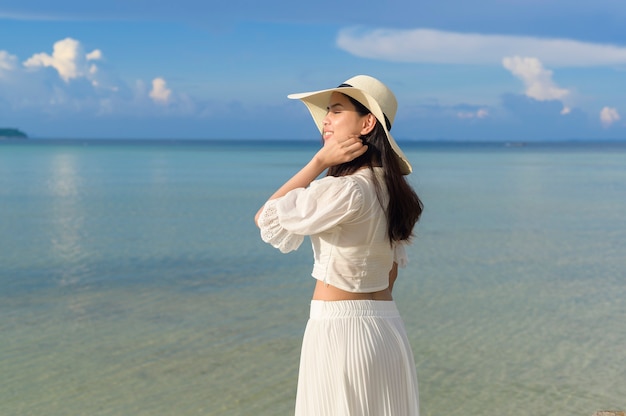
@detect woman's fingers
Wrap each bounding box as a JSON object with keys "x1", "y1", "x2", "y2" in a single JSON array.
[
  {"x1": 318, "y1": 135, "x2": 368, "y2": 166},
  {"x1": 335, "y1": 135, "x2": 368, "y2": 161},
  {"x1": 337, "y1": 134, "x2": 361, "y2": 147}
]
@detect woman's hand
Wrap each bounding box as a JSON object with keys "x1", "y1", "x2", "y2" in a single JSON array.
[{"x1": 314, "y1": 135, "x2": 368, "y2": 169}]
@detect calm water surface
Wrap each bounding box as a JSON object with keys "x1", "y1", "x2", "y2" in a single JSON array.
[{"x1": 1, "y1": 139, "x2": 625, "y2": 415}]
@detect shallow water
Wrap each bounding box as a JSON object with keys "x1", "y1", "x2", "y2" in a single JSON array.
[{"x1": 1, "y1": 140, "x2": 625, "y2": 415}]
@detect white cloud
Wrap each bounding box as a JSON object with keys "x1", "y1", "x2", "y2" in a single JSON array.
[
  {"x1": 0, "y1": 38, "x2": 197, "y2": 123},
  {"x1": 502, "y1": 56, "x2": 569, "y2": 101},
  {"x1": 477, "y1": 109, "x2": 489, "y2": 118},
  {"x1": 149, "y1": 77, "x2": 172, "y2": 104},
  {"x1": 23, "y1": 37, "x2": 102, "y2": 82},
  {"x1": 1, "y1": 50, "x2": 17, "y2": 71},
  {"x1": 600, "y1": 107, "x2": 620, "y2": 127},
  {"x1": 337, "y1": 27, "x2": 626, "y2": 67},
  {"x1": 86, "y1": 49, "x2": 103, "y2": 61},
  {"x1": 457, "y1": 108, "x2": 489, "y2": 119}
]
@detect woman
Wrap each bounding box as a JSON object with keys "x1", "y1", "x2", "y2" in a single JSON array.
[{"x1": 255, "y1": 75, "x2": 423, "y2": 415}]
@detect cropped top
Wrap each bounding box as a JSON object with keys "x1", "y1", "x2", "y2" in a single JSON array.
[{"x1": 258, "y1": 167, "x2": 408, "y2": 293}]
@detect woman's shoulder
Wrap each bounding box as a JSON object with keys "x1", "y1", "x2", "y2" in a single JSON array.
[
  {"x1": 313, "y1": 173, "x2": 359, "y2": 189},
  {"x1": 308, "y1": 174, "x2": 364, "y2": 203},
  {"x1": 349, "y1": 167, "x2": 384, "y2": 188}
]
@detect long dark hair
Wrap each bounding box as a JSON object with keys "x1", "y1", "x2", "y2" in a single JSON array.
[{"x1": 326, "y1": 94, "x2": 423, "y2": 243}]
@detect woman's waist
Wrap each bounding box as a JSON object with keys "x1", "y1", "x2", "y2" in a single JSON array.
[
  {"x1": 312, "y1": 280, "x2": 392, "y2": 301},
  {"x1": 309, "y1": 297, "x2": 399, "y2": 319}
]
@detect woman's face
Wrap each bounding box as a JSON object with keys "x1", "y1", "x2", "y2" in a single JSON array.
[{"x1": 322, "y1": 92, "x2": 372, "y2": 142}]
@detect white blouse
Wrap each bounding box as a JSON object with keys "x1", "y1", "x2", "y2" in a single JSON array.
[{"x1": 258, "y1": 167, "x2": 408, "y2": 293}]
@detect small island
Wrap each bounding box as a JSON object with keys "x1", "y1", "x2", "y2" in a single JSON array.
[{"x1": 0, "y1": 128, "x2": 28, "y2": 139}]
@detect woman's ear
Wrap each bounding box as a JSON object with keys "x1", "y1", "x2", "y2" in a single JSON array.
[{"x1": 360, "y1": 113, "x2": 376, "y2": 135}]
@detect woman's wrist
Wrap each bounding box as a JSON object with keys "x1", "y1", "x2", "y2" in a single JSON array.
[{"x1": 311, "y1": 152, "x2": 331, "y2": 172}]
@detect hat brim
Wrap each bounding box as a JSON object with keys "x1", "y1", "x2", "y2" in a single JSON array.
[{"x1": 288, "y1": 86, "x2": 412, "y2": 175}]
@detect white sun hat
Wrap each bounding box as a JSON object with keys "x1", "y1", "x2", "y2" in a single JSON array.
[{"x1": 288, "y1": 74, "x2": 412, "y2": 174}]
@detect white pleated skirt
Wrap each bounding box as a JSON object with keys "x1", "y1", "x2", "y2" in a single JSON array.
[{"x1": 295, "y1": 300, "x2": 419, "y2": 416}]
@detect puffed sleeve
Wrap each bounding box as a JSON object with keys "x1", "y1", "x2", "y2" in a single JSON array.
[
  {"x1": 258, "y1": 175, "x2": 363, "y2": 253},
  {"x1": 393, "y1": 240, "x2": 409, "y2": 268},
  {"x1": 258, "y1": 199, "x2": 305, "y2": 253}
]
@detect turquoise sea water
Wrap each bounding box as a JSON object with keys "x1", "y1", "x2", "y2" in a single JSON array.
[{"x1": 1, "y1": 139, "x2": 625, "y2": 416}]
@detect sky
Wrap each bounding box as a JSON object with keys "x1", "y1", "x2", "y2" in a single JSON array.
[{"x1": 1, "y1": 0, "x2": 625, "y2": 141}]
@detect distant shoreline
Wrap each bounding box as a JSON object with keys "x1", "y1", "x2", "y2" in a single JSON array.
[
  {"x1": 2, "y1": 137, "x2": 626, "y2": 155},
  {"x1": 0, "y1": 128, "x2": 28, "y2": 139},
  {"x1": 3, "y1": 137, "x2": 625, "y2": 146}
]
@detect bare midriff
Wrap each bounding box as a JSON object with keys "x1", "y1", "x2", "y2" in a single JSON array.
[{"x1": 312, "y1": 280, "x2": 393, "y2": 301}]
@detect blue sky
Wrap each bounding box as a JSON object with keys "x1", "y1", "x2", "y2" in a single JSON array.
[{"x1": 1, "y1": 0, "x2": 625, "y2": 141}]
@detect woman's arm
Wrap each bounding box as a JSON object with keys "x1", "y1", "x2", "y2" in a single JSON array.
[
  {"x1": 388, "y1": 262, "x2": 399, "y2": 293},
  {"x1": 254, "y1": 135, "x2": 367, "y2": 226}
]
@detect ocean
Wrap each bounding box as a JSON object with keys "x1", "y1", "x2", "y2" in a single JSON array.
[{"x1": 1, "y1": 139, "x2": 625, "y2": 416}]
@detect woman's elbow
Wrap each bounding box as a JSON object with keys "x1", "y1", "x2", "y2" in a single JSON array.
[{"x1": 254, "y1": 209, "x2": 262, "y2": 228}]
